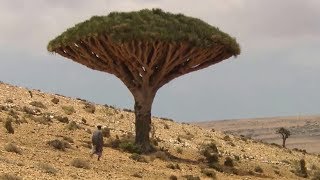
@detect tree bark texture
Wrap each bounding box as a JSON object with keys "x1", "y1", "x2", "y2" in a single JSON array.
[{"x1": 133, "y1": 91, "x2": 155, "y2": 152}]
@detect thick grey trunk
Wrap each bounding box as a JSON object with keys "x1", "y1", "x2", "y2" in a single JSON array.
[{"x1": 133, "y1": 90, "x2": 155, "y2": 153}]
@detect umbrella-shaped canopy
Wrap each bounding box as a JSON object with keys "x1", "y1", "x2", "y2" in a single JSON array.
[{"x1": 47, "y1": 9, "x2": 240, "y2": 152}]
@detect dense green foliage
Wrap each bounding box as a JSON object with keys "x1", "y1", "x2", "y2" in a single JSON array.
[{"x1": 48, "y1": 9, "x2": 240, "y2": 55}]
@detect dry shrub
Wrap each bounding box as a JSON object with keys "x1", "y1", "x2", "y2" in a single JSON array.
[
  {"x1": 80, "y1": 140, "x2": 91, "y2": 149},
  {"x1": 0, "y1": 105, "x2": 8, "y2": 112},
  {"x1": 209, "y1": 163, "x2": 223, "y2": 172},
  {"x1": 228, "y1": 141, "x2": 236, "y2": 147},
  {"x1": 8, "y1": 109, "x2": 19, "y2": 120},
  {"x1": 169, "y1": 175, "x2": 178, "y2": 180},
  {"x1": 76, "y1": 97, "x2": 87, "y2": 102},
  {"x1": 71, "y1": 158, "x2": 90, "y2": 169},
  {"x1": 83, "y1": 103, "x2": 95, "y2": 113},
  {"x1": 0, "y1": 105, "x2": 8, "y2": 111},
  {"x1": 81, "y1": 118, "x2": 87, "y2": 124},
  {"x1": 119, "y1": 141, "x2": 142, "y2": 154},
  {"x1": 55, "y1": 116, "x2": 69, "y2": 124},
  {"x1": 295, "y1": 159, "x2": 308, "y2": 178},
  {"x1": 32, "y1": 115, "x2": 52, "y2": 125},
  {"x1": 62, "y1": 106, "x2": 75, "y2": 115},
  {"x1": 234, "y1": 155, "x2": 240, "y2": 161},
  {"x1": 14, "y1": 116, "x2": 28, "y2": 124},
  {"x1": 200, "y1": 142, "x2": 219, "y2": 163},
  {"x1": 105, "y1": 135, "x2": 142, "y2": 153},
  {"x1": 274, "y1": 170, "x2": 280, "y2": 175},
  {"x1": 51, "y1": 97, "x2": 59, "y2": 104},
  {"x1": 200, "y1": 142, "x2": 218, "y2": 155},
  {"x1": 47, "y1": 139, "x2": 71, "y2": 151},
  {"x1": 4, "y1": 143, "x2": 22, "y2": 154},
  {"x1": 177, "y1": 137, "x2": 182, "y2": 143},
  {"x1": 38, "y1": 163, "x2": 57, "y2": 174},
  {"x1": 206, "y1": 154, "x2": 219, "y2": 164},
  {"x1": 102, "y1": 127, "x2": 111, "y2": 138},
  {"x1": 23, "y1": 106, "x2": 41, "y2": 115},
  {"x1": 103, "y1": 107, "x2": 119, "y2": 116},
  {"x1": 240, "y1": 135, "x2": 249, "y2": 142},
  {"x1": 224, "y1": 157, "x2": 234, "y2": 167},
  {"x1": 0, "y1": 173, "x2": 22, "y2": 180},
  {"x1": 162, "y1": 117, "x2": 174, "y2": 122},
  {"x1": 66, "y1": 121, "x2": 79, "y2": 130},
  {"x1": 85, "y1": 128, "x2": 92, "y2": 134},
  {"x1": 29, "y1": 101, "x2": 47, "y2": 109},
  {"x1": 176, "y1": 147, "x2": 183, "y2": 154},
  {"x1": 4, "y1": 118, "x2": 14, "y2": 134},
  {"x1": 213, "y1": 165, "x2": 239, "y2": 175},
  {"x1": 166, "y1": 163, "x2": 181, "y2": 170},
  {"x1": 254, "y1": 166, "x2": 263, "y2": 173},
  {"x1": 223, "y1": 135, "x2": 231, "y2": 141},
  {"x1": 130, "y1": 153, "x2": 148, "y2": 163},
  {"x1": 151, "y1": 137, "x2": 161, "y2": 147},
  {"x1": 22, "y1": 114, "x2": 34, "y2": 121},
  {"x1": 164, "y1": 123, "x2": 170, "y2": 129},
  {"x1": 104, "y1": 137, "x2": 121, "y2": 148},
  {"x1": 293, "y1": 148, "x2": 307, "y2": 154},
  {"x1": 123, "y1": 108, "x2": 133, "y2": 113},
  {"x1": 201, "y1": 168, "x2": 217, "y2": 178}
]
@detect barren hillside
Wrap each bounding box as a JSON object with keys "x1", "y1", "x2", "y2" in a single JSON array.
[
  {"x1": 195, "y1": 116, "x2": 320, "y2": 153},
  {"x1": 1, "y1": 82, "x2": 320, "y2": 180}
]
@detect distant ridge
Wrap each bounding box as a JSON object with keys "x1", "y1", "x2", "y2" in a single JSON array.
[{"x1": 195, "y1": 115, "x2": 320, "y2": 153}]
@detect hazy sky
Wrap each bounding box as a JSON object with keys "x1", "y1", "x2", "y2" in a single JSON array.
[{"x1": 1, "y1": 0, "x2": 319, "y2": 122}]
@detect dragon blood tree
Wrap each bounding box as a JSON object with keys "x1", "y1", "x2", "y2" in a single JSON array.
[{"x1": 47, "y1": 9, "x2": 240, "y2": 152}]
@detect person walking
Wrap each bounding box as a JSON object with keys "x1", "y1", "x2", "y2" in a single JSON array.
[{"x1": 90, "y1": 125, "x2": 104, "y2": 161}]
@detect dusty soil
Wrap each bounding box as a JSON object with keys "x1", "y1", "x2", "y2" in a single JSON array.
[{"x1": 1, "y1": 82, "x2": 320, "y2": 180}]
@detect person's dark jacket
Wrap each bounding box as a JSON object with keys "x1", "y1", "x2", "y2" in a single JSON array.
[{"x1": 92, "y1": 130, "x2": 103, "y2": 151}]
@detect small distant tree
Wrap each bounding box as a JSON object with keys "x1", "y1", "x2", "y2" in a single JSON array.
[{"x1": 276, "y1": 127, "x2": 291, "y2": 147}]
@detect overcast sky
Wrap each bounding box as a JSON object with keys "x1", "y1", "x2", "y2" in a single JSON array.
[{"x1": 0, "y1": 0, "x2": 319, "y2": 122}]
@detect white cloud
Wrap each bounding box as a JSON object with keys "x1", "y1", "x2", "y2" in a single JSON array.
[{"x1": 1, "y1": 0, "x2": 319, "y2": 55}]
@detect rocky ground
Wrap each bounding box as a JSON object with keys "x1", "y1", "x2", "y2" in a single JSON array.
[{"x1": 1, "y1": 82, "x2": 320, "y2": 180}]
